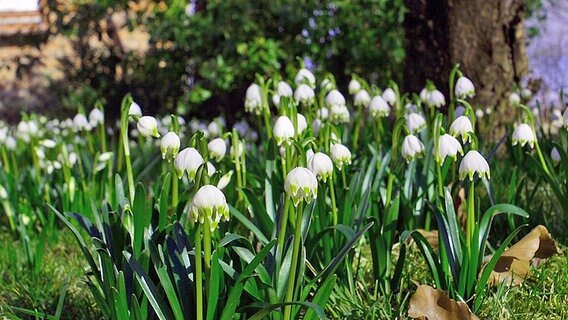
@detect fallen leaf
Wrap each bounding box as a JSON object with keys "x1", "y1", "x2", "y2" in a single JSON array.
[
  {"x1": 417, "y1": 229, "x2": 439, "y2": 251},
  {"x1": 484, "y1": 225, "x2": 561, "y2": 285},
  {"x1": 408, "y1": 284, "x2": 479, "y2": 320}
]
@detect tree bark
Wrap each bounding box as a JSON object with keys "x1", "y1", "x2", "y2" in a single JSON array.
[{"x1": 403, "y1": 0, "x2": 528, "y2": 113}]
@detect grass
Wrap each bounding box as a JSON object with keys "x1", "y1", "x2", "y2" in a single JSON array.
[{"x1": 0, "y1": 231, "x2": 102, "y2": 320}]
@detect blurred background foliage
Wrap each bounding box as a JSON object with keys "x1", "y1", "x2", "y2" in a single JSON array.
[{"x1": 46, "y1": 0, "x2": 405, "y2": 120}]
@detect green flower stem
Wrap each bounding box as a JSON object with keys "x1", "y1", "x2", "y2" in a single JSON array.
[
  {"x1": 283, "y1": 201, "x2": 305, "y2": 320},
  {"x1": 466, "y1": 180, "x2": 475, "y2": 252},
  {"x1": 99, "y1": 123, "x2": 107, "y2": 153},
  {"x1": 329, "y1": 175, "x2": 338, "y2": 226},
  {"x1": 436, "y1": 163, "x2": 444, "y2": 198},
  {"x1": 277, "y1": 198, "x2": 291, "y2": 260},
  {"x1": 1, "y1": 146, "x2": 10, "y2": 173},
  {"x1": 534, "y1": 138, "x2": 551, "y2": 177},
  {"x1": 341, "y1": 169, "x2": 348, "y2": 190},
  {"x1": 385, "y1": 173, "x2": 394, "y2": 207},
  {"x1": 353, "y1": 104, "x2": 364, "y2": 148},
  {"x1": 121, "y1": 110, "x2": 135, "y2": 203},
  {"x1": 194, "y1": 224, "x2": 204, "y2": 320},
  {"x1": 203, "y1": 219, "x2": 212, "y2": 274},
  {"x1": 171, "y1": 163, "x2": 178, "y2": 209}
]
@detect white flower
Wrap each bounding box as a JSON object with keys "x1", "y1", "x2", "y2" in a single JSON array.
[
  {"x1": 329, "y1": 105, "x2": 350, "y2": 124},
  {"x1": 245, "y1": 83, "x2": 263, "y2": 115},
  {"x1": 161, "y1": 132, "x2": 181, "y2": 161},
  {"x1": 0, "y1": 185, "x2": 7, "y2": 200},
  {"x1": 296, "y1": 114, "x2": 307, "y2": 135},
  {"x1": 89, "y1": 108, "x2": 104, "y2": 127},
  {"x1": 273, "y1": 116, "x2": 295, "y2": 146},
  {"x1": 449, "y1": 116, "x2": 474, "y2": 143},
  {"x1": 208, "y1": 138, "x2": 227, "y2": 161},
  {"x1": 294, "y1": 84, "x2": 315, "y2": 106},
  {"x1": 316, "y1": 107, "x2": 329, "y2": 120},
  {"x1": 401, "y1": 135, "x2": 425, "y2": 162},
  {"x1": 369, "y1": 96, "x2": 390, "y2": 118},
  {"x1": 509, "y1": 92, "x2": 521, "y2": 106},
  {"x1": 521, "y1": 88, "x2": 532, "y2": 99},
  {"x1": 98, "y1": 152, "x2": 113, "y2": 162},
  {"x1": 326, "y1": 90, "x2": 346, "y2": 108},
  {"x1": 174, "y1": 147, "x2": 204, "y2": 180},
  {"x1": 207, "y1": 121, "x2": 221, "y2": 138},
  {"x1": 459, "y1": 150, "x2": 490, "y2": 181},
  {"x1": 512, "y1": 123, "x2": 536, "y2": 149},
  {"x1": 455, "y1": 76, "x2": 475, "y2": 99},
  {"x1": 73, "y1": 114, "x2": 91, "y2": 131},
  {"x1": 217, "y1": 170, "x2": 234, "y2": 190},
  {"x1": 40, "y1": 139, "x2": 57, "y2": 148},
  {"x1": 419, "y1": 88, "x2": 430, "y2": 104},
  {"x1": 189, "y1": 185, "x2": 230, "y2": 230},
  {"x1": 563, "y1": 108, "x2": 568, "y2": 127},
  {"x1": 428, "y1": 90, "x2": 446, "y2": 108},
  {"x1": 382, "y1": 88, "x2": 396, "y2": 106},
  {"x1": 330, "y1": 143, "x2": 352, "y2": 170},
  {"x1": 137, "y1": 116, "x2": 160, "y2": 138},
  {"x1": 475, "y1": 109, "x2": 484, "y2": 119},
  {"x1": 436, "y1": 134, "x2": 463, "y2": 164},
  {"x1": 308, "y1": 152, "x2": 333, "y2": 182},
  {"x1": 129, "y1": 101, "x2": 142, "y2": 117},
  {"x1": 551, "y1": 147, "x2": 561, "y2": 163},
  {"x1": 306, "y1": 149, "x2": 315, "y2": 163},
  {"x1": 5, "y1": 136, "x2": 16, "y2": 150},
  {"x1": 312, "y1": 119, "x2": 322, "y2": 135},
  {"x1": 354, "y1": 89, "x2": 371, "y2": 108},
  {"x1": 273, "y1": 81, "x2": 293, "y2": 107},
  {"x1": 230, "y1": 140, "x2": 244, "y2": 158},
  {"x1": 406, "y1": 113, "x2": 426, "y2": 132},
  {"x1": 207, "y1": 162, "x2": 216, "y2": 176},
  {"x1": 321, "y1": 78, "x2": 334, "y2": 91},
  {"x1": 348, "y1": 79, "x2": 361, "y2": 94},
  {"x1": 285, "y1": 167, "x2": 318, "y2": 206},
  {"x1": 295, "y1": 68, "x2": 316, "y2": 88}
]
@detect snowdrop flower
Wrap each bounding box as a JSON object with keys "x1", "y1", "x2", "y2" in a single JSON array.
[
  {"x1": 73, "y1": 114, "x2": 91, "y2": 131},
  {"x1": 321, "y1": 78, "x2": 334, "y2": 91},
  {"x1": 89, "y1": 108, "x2": 104, "y2": 127},
  {"x1": 230, "y1": 140, "x2": 244, "y2": 158},
  {"x1": 449, "y1": 116, "x2": 474, "y2": 143},
  {"x1": 308, "y1": 152, "x2": 333, "y2": 182},
  {"x1": 329, "y1": 105, "x2": 350, "y2": 124},
  {"x1": 512, "y1": 123, "x2": 536, "y2": 149},
  {"x1": 98, "y1": 152, "x2": 113, "y2": 162},
  {"x1": 521, "y1": 88, "x2": 532, "y2": 99},
  {"x1": 272, "y1": 81, "x2": 293, "y2": 107},
  {"x1": 68, "y1": 152, "x2": 78, "y2": 166},
  {"x1": 245, "y1": 83, "x2": 263, "y2": 115},
  {"x1": 551, "y1": 147, "x2": 561, "y2": 163},
  {"x1": 455, "y1": 76, "x2": 475, "y2": 99},
  {"x1": 312, "y1": 119, "x2": 322, "y2": 135},
  {"x1": 217, "y1": 170, "x2": 234, "y2": 190},
  {"x1": 5, "y1": 136, "x2": 16, "y2": 150},
  {"x1": 273, "y1": 116, "x2": 295, "y2": 146},
  {"x1": 208, "y1": 138, "x2": 227, "y2": 161},
  {"x1": 160, "y1": 132, "x2": 180, "y2": 161},
  {"x1": 419, "y1": 88, "x2": 430, "y2": 104},
  {"x1": 296, "y1": 114, "x2": 307, "y2": 135},
  {"x1": 129, "y1": 101, "x2": 142, "y2": 117},
  {"x1": 137, "y1": 116, "x2": 160, "y2": 138},
  {"x1": 40, "y1": 139, "x2": 57, "y2": 149},
  {"x1": 369, "y1": 96, "x2": 390, "y2": 118},
  {"x1": 316, "y1": 107, "x2": 329, "y2": 120},
  {"x1": 475, "y1": 109, "x2": 484, "y2": 119},
  {"x1": 189, "y1": 185, "x2": 230, "y2": 230},
  {"x1": 0, "y1": 127, "x2": 7, "y2": 143},
  {"x1": 207, "y1": 162, "x2": 216, "y2": 176},
  {"x1": 306, "y1": 149, "x2": 315, "y2": 162},
  {"x1": 330, "y1": 143, "x2": 352, "y2": 170},
  {"x1": 406, "y1": 113, "x2": 426, "y2": 132},
  {"x1": 348, "y1": 79, "x2": 361, "y2": 94},
  {"x1": 295, "y1": 68, "x2": 316, "y2": 88},
  {"x1": 401, "y1": 135, "x2": 425, "y2": 162},
  {"x1": 207, "y1": 121, "x2": 221, "y2": 138},
  {"x1": 509, "y1": 92, "x2": 521, "y2": 106},
  {"x1": 436, "y1": 134, "x2": 463, "y2": 164},
  {"x1": 294, "y1": 84, "x2": 315, "y2": 106},
  {"x1": 354, "y1": 89, "x2": 371, "y2": 108},
  {"x1": 563, "y1": 108, "x2": 568, "y2": 127},
  {"x1": 382, "y1": 88, "x2": 396, "y2": 106},
  {"x1": 459, "y1": 150, "x2": 490, "y2": 181},
  {"x1": 326, "y1": 90, "x2": 346, "y2": 108},
  {"x1": 285, "y1": 167, "x2": 318, "y2": 206},
  {"x1": 174, "y1": 147, "x2": 204, "y2": 181},
  {"x1": 0, "y1": 185, "x2": 7, "y2": 200},
  {"x1": 427, "y1": 89, "x2": 446, "y2": 108}
]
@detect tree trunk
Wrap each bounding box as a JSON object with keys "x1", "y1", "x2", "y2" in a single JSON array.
[{"x1": 403, "y1": 0, "x2": 528, "y2": 118}]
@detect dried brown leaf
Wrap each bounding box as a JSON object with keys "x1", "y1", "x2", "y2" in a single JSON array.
[
  {"x1": 408, "y1": 285, "x2": 479, "y2": 320},
  {"x1": 417, "y1": 229, "x2": 439, "y2": 251}
]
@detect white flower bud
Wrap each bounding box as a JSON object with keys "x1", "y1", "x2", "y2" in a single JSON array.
[
  {"x1": 449, "y1": 116, "x2": 474, "y2": 143},
  {"x1": 189, "y1": 185, "x2": 230, "y2": 230},
  {"x1": 509, "y1": 92, "x2": 521, "y2": 106},
  {"x1": 98, "y1": 152, "x2": 113, "y2": 162},
  {"x1": 296, "y1": 114, "x2": 307, "y2": 135},
  {"x1": 208, "y1": 138, "x2": 227, "y2": 161},
  {"x1": 475, "y1": 109, "x2": 484, "y2": 119},
  {"x1": 277, "y1": 81, "x2": 293, "y2": 97},
  {"x1": 245, "y1": 83, "x2": 263, "y2": 115},
  {"x1": 285, "y1": 167, "x2": 318, "y2": 206},
  {"x1": 401, "y1": 135, "x2": 425, "y2": 162},
  {"x1": 295, "y1": 68, "x2": 316, "y2": 88},
  {"x1": 419, "y1": 88, "x2": 430, "y2": 104},
  {"x1": 406, "y1": 113, "x2": 426, "y2": 133},
  {"x1": 369, "y1": 96, "x2": 390, "y2": 118},
  {"x1": 521, "y1": 88, "x2": 532, "y2": 99},
  {"x1": 306, "y1": 149, "x2": 315, "y2": 162},
  {"x1": 207, "y1": 121, "x2": 221, "y2": 138},
  {"x1": 330, "y1": 143, "x2": 352, "y2": 170},
  {"x1": 129, "y1": 101, "x2": 142, "y2": 117},
  {"x1": 174, "y1": 147, "x2": 204, "y2": 180},
  {"x1": 312, "y1": 119, "x2": 322, "y2": 135},
  {"x1": 551, "y1": 147, "x2": 561, "y2": 163},
  {"x1": 161, "y1": 132, "x2": 181, "y2": 161},
  {"x1": 294, "y1": 84, "x2": 315, "y2": 106},
  {"x1": 0, "y1": 184, "x2": 7, "y2": 199},
  {"x1": 348, "y1": 79, "x2": 361, "y2": 94},
  {"x1": 382, "y1": 88, "x2": 397, "y2": 106},
  {"x1": 455, "y1": 76, "x2": 475, "y2": 99},
  {"x1": 230, "y1": 140, "x2": 244, "y2": 158},
  {"x1": 273, "y1": 116, "x2": 295, "y2": 146},
  {"x1": 40, "y1": 139, "x2": 57, "y2": 148},
  {"x1": 436, "y1": 134, "x2": 463, "y2": 164},
  {"x1": 217, "y1": 170, "x2": 233, "y2": 190},
  {"x1": 512, "y1": 123, "x2": 536, "y2": 149},
  {"x1": 89, "y1": 108, "x2": 104, "y2": 126},
  {"x1": 326, "y1": 90, "x2": 346, "y2": 108},
  {"x1": 308, "y1": 152, "x2": 333, "y2": 182},
  {"x1": 459, "y1": 150, "x2": 490, "y2": 181},
  {"x1": 137, "y1": 116, "x2": 160, "y2": 138},
  {"x1": 354, "y1": 89, "x2": 371, "y2": 108}
]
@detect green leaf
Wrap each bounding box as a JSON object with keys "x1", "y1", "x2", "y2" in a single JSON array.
[
  {"x1": 206, "y1": 250, "x2": 224, "y2": 320},
  {"x1": 246, "y1": 301, "x2": 325, "y2": 320},
  {"x1": 229, "y1": 205, "x2": 269, "y2": 244},
  {"x1": 303, "y1": 275, "x2": 337, "y2": 320}
]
